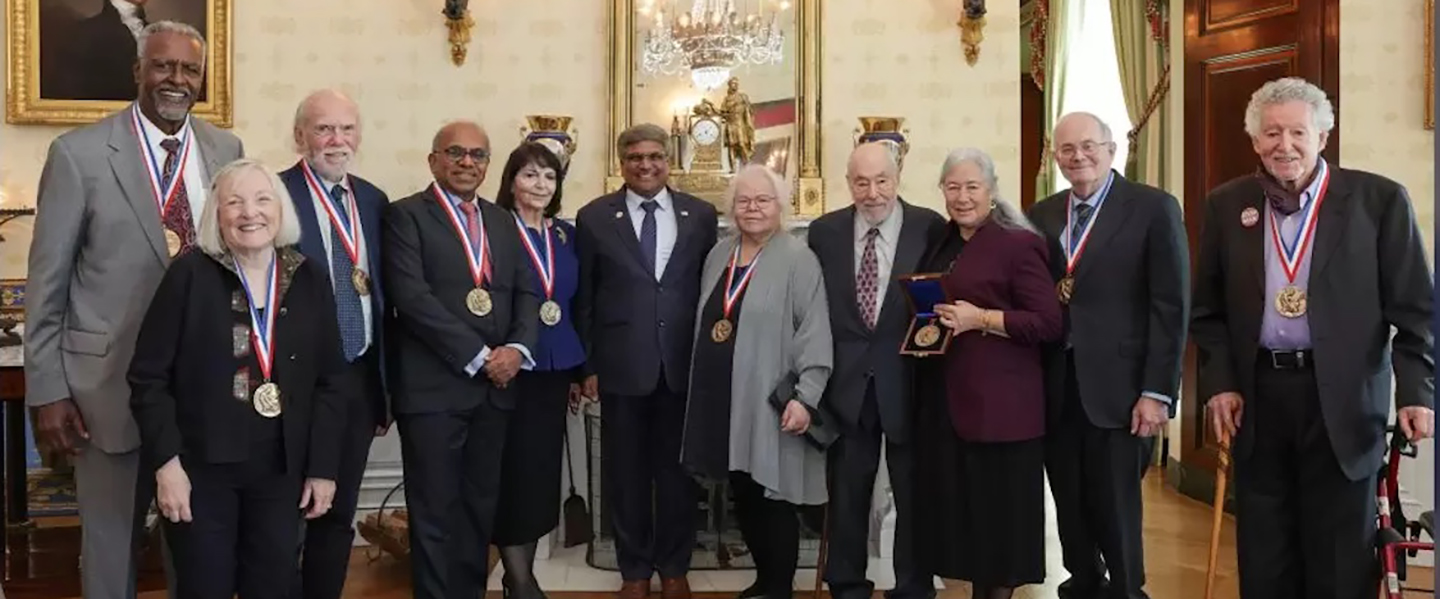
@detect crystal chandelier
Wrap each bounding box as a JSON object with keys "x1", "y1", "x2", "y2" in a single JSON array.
[{"x1": 639, "y1": 0, "x2": 788, "y2": 91}]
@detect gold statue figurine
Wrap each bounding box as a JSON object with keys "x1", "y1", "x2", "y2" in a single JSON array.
[{"x1": 721, "y1": 77, "x2": 755, "y2": 173}]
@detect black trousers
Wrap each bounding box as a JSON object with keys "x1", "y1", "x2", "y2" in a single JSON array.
[
  {"x1": 601, "y1": 368, "x2": 698, "y2": 582},
  {"x1": 1046, "y1": 354, "x2": 1154, "y2": 599},
  {"x1": 398, "y1": 401, "x2": 510, "y2": 599},
  {"x1": 296, "y1": 351, "x2": 381, "y2": 599},
  {"x1": 731, "y1": 471, "x2": 799, "y2": 599},
  {"x1": 163, "y1": 443, "x2": 303, "y2": 599},
  {"x1": 1233, "y1": 355, "x2": 1377, "y2": 599},
  {"x1": 824, "y1": 381, "x2": 930, "y2": 599}
]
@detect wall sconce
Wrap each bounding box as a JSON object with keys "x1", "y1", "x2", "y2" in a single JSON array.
[
  {"x1": 958, "y1": 0, "x2": 987, "y2": 66},
  {"x1": 443, "y1": 0, "x2": 474, "y2": 66}
]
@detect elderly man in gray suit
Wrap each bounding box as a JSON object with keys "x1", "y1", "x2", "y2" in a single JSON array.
[{"x1": 23, "y1": 20, "x2": 243, "y2": 599}]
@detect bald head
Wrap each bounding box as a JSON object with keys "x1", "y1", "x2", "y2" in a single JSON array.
[
  {"x1": 429, "y1": 120, "x2": 492, "y2": 198},
  {"x1": 293, "y1": 89, "x2": 361, "y2": 182},
  {"x1": 846, "y1": 142, "x2": 900, "y2": 224},
  {"x1": 1052, "y1": 111, "x2": 1117, "y2": 195}
]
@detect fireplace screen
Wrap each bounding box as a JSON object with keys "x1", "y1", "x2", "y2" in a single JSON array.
[{"x1": 581, "y1": 404, "x2": 825, "y2": 570}]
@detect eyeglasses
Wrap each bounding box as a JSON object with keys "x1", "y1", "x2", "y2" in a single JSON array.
[
  {"x1": 734, "y1": 195, "x2": 777, "y2": 209},
  {"x1": 439, "y1": 146, "x2": 491, "y2": 163},
  {"x1": 1054, "y1": 140, "x2": 1114, "y2": 160},
  {"x1": 623, "y1": 152, "x2": 667, "y2": 164}
]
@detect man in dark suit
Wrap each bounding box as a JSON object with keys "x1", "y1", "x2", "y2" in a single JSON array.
[
  {"x1": 574, "y1": 123, "x2": 718, "y2": 599},
  {"x1": 806, "y1": 142, "x2": 943, "y2": 599},
  {"x1": 1191, "y1": 77, "x2": 1434, "y2": 599},
  {"x1": 1025, "y1": 112, "x2": 1189, "y2": 599},
  {"x1": 381, "y1": 121, "x2": 539, "y2": 599},
  {"x1": 47, "y1": 0, "x2": 149, "y2": 101},
  {"x1": 280, "y1": 89, "x2": 390, "y2": 599}
]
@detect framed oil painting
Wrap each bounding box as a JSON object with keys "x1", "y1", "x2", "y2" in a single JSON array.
[{"x1": 5, "y1": 0, "x2": 232, "y2": 127}]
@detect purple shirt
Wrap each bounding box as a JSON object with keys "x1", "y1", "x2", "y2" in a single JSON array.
[{"x1": 1259, "y1": 159, "x2": 1329, "y2": 350}]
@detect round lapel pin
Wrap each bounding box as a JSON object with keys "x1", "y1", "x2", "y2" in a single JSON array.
[{"x1": 1240, "y1": 206, "x2": 1259, "y2": 228}]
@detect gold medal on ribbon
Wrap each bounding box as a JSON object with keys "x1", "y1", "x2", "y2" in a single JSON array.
[
  {"x1": 164, "y1": 229, "x2": 182, "y2": 257},
  {"x1": 252, "y1": 381, "x2": 282, "y2": 418},
  {"x1": 467, "y1": 287, "x2": 493, "y2": 317},
  {"x1": 540, "y1": 300, "x2": 562, "y2": 326},
  {"x1": 711, "y1": 319, "x2": 733, "y2": 343},
  {"x1": 713, "y1": 243, "x2": 762, "y2": 344},
  {"x1": 351, "y1": 269, "x2": 370, "y2": 297},
  {"x1": 915, "y1": 323, "x2": 941, "y2": 347},
  {"x1": 237, "y1": 254, "x2": 282, "y2": 418},
  {"x1": 1267, "y1": 165, "x2": 1329, "y2": 320},
  {"x1": 1275, "y1": 285, "x2": 1307, "y2": 318},
  {"x1": 1057, "y1": 275, "x2": 1075, "y2": 305}
]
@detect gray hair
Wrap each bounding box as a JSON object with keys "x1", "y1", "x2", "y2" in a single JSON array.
[
  {"x1": 722, "y1": 163, "x2": 794, "y2": 231},
  {"x1": 1244, "y1": 77, "x2": 1335, "y2": 137},
  {"x1": 197, "y1": 159, "x2": 303, "y2": 257},
  {"x1": 137, "y1": 21, "x2": 207, "y2": 67},
  {"x1": 938, "y1": 147, "x2": 1039, "y2": 235},
  {"x1": 616, "y1": 123, "x2": 670, "y2": 156}
]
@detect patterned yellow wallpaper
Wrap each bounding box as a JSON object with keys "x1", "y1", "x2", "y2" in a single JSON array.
[{"x1": 0, "y1": 0, "x2": 1019, "y2": 277}]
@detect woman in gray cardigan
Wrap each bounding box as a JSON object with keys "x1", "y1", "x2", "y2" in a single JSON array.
[{"x1": 680, "y1": 163, "x2": 833, "y2": 599}]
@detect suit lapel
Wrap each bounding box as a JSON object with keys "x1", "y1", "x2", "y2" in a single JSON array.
[
  {"x1": 1306, "y1": 168, "x2": 1349, "y2": 280},
  {"x1": 281, "y1": 164, "x2": 326, "y2": 264},
  {"x1": 606, "y1": 191, "x2": 648, "y2": 274},
  {"x1": 106, "y1": 110, "x2": 168, "y2": 263},
  {"x1": 190, "y1": 120, "x2": 225, "y2": 183},
  {"x1": 879, "y1": 202, "x2": 928, "y2": 323},
  {"x1": 1073, "y1": 174, "x2": 1139, "y2": 281},
  {"x1": 1234, "y1": 185, "x2": 1267, "y2": 295},
  {"x1": 837, "y1": 206, "x2": 863, "y2": 331},
  {"x1": 663, "y1": 191, "x2": 696, "y2": 282}
]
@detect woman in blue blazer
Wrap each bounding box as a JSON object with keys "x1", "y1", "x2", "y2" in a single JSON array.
[{"x1": 491, "y1": 142, "x2": 585, "y2": 599}]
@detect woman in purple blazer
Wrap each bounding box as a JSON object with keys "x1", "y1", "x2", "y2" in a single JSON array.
[{"x1": 911, "y1": 148, "x2": 1063, "y2": 599}]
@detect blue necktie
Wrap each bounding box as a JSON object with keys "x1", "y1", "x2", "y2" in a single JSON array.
[
  {"x1": 639, "y1": 200, "x2": 658, "y2": 278},
  {"x1": 328, "y1": 184, "x2": 366, "y2": 361},
  {"x1": 1069, "y1": 202, "x2": 1094, "y2": 253}
]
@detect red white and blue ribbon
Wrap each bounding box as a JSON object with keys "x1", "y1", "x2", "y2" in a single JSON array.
[
  {"x1": 301, "y1": 160, "x2": 362, "y2": 267},
  {"x1": 1062, "y1": 171, "x2": 1114, "y2": 275},
  {"x1": 512, "y1": 212, "x2": 555, "y2": 300},
  {"x1": 129, "y1": 105, "x2": 192, "y2": 218},
  {"x1": 1268, "y1": 164, "x2": 1330, "y2": 285},
  {"x1": 431, "y1": 183, "x2": 491, "y2": 286},
  {"x1": 722, "y1": 243, "x2": 762, "y2": 319},
  {"x1": 236, "y1": 256, "x2": 280, "y2": 382}
]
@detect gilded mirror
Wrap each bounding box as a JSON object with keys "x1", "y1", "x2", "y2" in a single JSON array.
[{"x1": 606, "y1": 0, "x2": 824, "y2": 216}]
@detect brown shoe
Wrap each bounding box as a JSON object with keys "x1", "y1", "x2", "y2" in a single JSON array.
[
  {"x1": 619, "y1": 580, "x2": 651, "y2": 599},
  {"x1": 661, "y1": 577, "x2": 692, "y2": 599}
]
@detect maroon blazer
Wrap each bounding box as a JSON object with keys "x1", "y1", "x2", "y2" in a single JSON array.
[{"x1": 929, "y1": 220, "x2": 1063, "y2": 443}]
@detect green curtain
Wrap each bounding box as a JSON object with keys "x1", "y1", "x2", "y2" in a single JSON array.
[
  {"x1": 1111, "y1": 0, "x2": 1171, "y2": 190},
  {"x1": 1034, "y1": 0, "x2": 1073, "y2": 200}
]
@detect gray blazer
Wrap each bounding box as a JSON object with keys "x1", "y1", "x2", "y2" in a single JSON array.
[
  {"x1": 24, "y1": 104, "x2": 244, "y2": 454},
  {"x1": 687, "y1": 230, "x2": 833, "y2": 505}
]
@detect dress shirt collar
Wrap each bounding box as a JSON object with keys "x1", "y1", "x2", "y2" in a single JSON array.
[
  {"x1": 1069, "y1": 169, "x2": 1116, "y2": 208},
  {"x1": 854, "y1": 201, "x2": 903, "y2": 243},
  {"x1": 136, "y1": 105, "x2": 192, "y2": 147},
  {"x1": 626, "y1": 186, "x2": 673, "y2": 213}
]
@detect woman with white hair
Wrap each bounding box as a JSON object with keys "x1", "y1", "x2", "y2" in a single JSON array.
[
  {"x1": 679, "y1": 163, "x2": 833, "y2": 599},
  {"x1": 912, "y1": 148, "x2": 1063, "y2": 599},
  {"x1": 128, "y1": 158, "x2": 347, "y2": 599}
]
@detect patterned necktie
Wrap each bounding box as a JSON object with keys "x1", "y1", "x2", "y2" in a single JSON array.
[
  {"x1": 857, "y1": 227, "x2": 880, "y2": 330},
  {"x1": 158, "y1": 138, "x2": 196, "y2": 256},
  {"x1": 327, "y1": 184, "x2": 366, "y2": 361},
  {"x1": 639, "y1": 200, "x2": 659, "y2": 278},
  {"x1": 1069, "y1": 202, "x2": 1094, "y2": 253},
  {"x1": 457, "y1": 200, "x2": 482, "y2": 262}
]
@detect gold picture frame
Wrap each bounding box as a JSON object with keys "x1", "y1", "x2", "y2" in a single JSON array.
[
  {"x1": 5, "y1": 0, "x2": 233, "y2": 127},
  {"x1": 1426, "y1": 0, "x2": 1434, "y2": 130},
  {"x1": 605, "y1": 0, "x2": 826, "y2": 216}
]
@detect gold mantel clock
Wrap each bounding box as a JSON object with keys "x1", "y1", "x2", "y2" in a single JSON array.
[{"x1": 687, "y1": 114, "x2": 725, "y2": 172}]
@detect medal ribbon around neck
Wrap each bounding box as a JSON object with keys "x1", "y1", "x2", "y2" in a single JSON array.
[
  {"x1": 431, "y1": 183, "x2": 492, "y2": 287},
  {"x1": 237, "y1": 256, "x2": 281, "y2": 383},
  {"x1": 1062, "y1": 173, "x2": 1115, "y2": 275},
  {"x1": 129, "y1": 105, "x2": 193, "y2": 218},
  {"x1": 722, "y1": 243, "x2": 762, "y2": 320},
  {"x1": 512, "y1": 212, "x2": 555, "y2": 300},
  {"x1": 1268, "y1": 165, "x2": 1330, "y2": 286},
  {"x1": 301, "y1": 161, "x2": 362, "y2": 267}
]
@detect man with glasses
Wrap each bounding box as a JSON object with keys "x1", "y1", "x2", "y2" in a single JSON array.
[
  {"x1": 381, "y1": 120, "x2": 539, "y2": 599},
  {"x1": 1025, "y1": 112, "x2": 1189, "y2": 599},
  {"x1": 574, "y1": 123, "x2": 717, "y2": 599},
  {"x1": 806, "y1": 142, "x2": 943, "y2": 599},
  {"x1": 280, "y1": 89, "x2": 390, "y2": 599}
]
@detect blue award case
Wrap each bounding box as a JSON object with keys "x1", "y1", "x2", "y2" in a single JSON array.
[{"x1": 898, "y1": 272, "x2": 951, "y2": 357}]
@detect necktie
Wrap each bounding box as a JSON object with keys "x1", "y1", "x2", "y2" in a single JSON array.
[
  {"x1": 158, "y1": 138, "x2": 196, "y2": 256},
  {"x1": 327, "y1": 185, "x2": 366, "y2": 361},
  {"x1": 639, "y1": 200, "x2": 658, "y2": 278},
  {"x1": 1069, "y1": 202, "x2": 1094, "y2": 252},
  {"x1": 857, "y1": 227, "x2": 880, "y2": 330},
  {"x1": 458, "y1": 200, "x2": 482, "y2": 262}
]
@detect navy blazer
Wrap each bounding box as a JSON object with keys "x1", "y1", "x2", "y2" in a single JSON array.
[
  {"x1": 278, "y1": 161, "x2": 390, "y2": 412},
  {"x1": 513, "y1": 214, "x2": 584, "y2": 373}
]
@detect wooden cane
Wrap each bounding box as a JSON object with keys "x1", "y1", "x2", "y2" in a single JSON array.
[{"x1": 1203, "y1": 435, "x2": 1232, "y2": 599}]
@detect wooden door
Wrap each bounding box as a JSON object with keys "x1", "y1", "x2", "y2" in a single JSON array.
[{"x1": 1178, "y1": 0, "x2": 1340, "y2": 486}]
